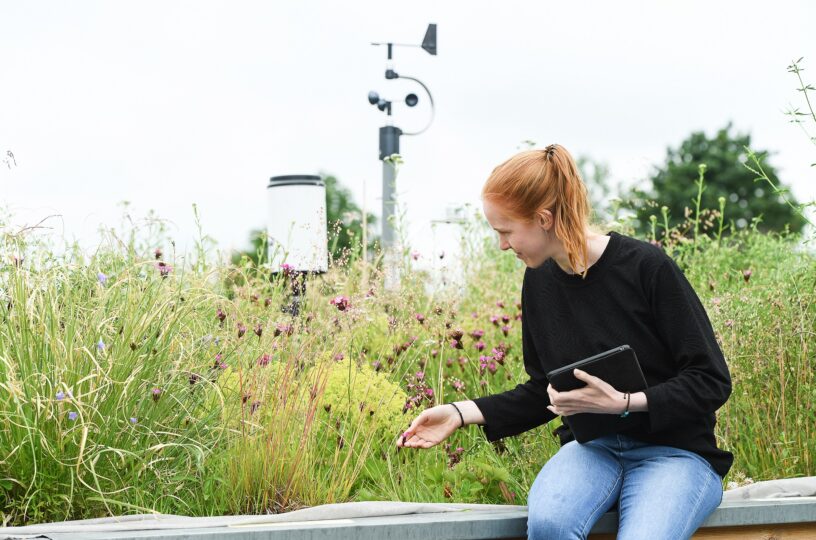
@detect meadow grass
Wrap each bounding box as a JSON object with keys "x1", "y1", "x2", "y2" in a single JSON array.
[{"x1": 0, "y1": 184, "x2": 814, "y2": 524}]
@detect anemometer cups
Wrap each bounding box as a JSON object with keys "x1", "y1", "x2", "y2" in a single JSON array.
[{"x1": 367, "y1": 91, "x2": 419, "y2": 111}]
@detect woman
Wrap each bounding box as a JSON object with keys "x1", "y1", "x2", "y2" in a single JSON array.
[{"x1": 396, "y1": 144, "x2": 733, "y2": 540}]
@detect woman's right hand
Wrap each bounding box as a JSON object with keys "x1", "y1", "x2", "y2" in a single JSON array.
[{"x1": 396, "y1": 404, "x2": 461, "y2": 449}]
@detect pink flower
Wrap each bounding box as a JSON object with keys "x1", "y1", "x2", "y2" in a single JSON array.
[
  {"x1": 474, "y1": 341, "x2": 485, "y2": 351},
  {"x1": 237, "y1": 322, "x2": 247, "y2": 338},
  {"x1": 330, "y1": 295, "x2": 351, "y2": 311},
  {"x1": 411, "y1": 251, "x2": 421, "y2": 261},
  {"x1": 742, "y1": 269, "x2": 752, "y2": 283},
  {"x1": 415, "y1": 371, "x2": 425, "y2": 381},
  {"x1": 501, "y1": 325, "x2": 511, "y2": 337},
  {"x1": 469, "y1": 329, "x2": 485, "y2": 340},
  {"x1": 257, "y1": 353, "x2": 271, "y2": 366},
  {"x1": 254, "y1": 323, "x2": 263, "y2": 338},
  {"x1": 489, "y1": 315, "x2": 500, "y2": 326},
  {"x1": 155, "y1": 261, "x2": 172, "y2": 278},
  {"x1": 425, "y1": 388, "x2": 434, "y2": 397},
  {"x1": 334, "y1": 353, "x2": 345, "y2": 361},
  {"x1": 415, "y1": 313, "x2": 426, "y2": 324},
  {"x1": 496, "y1": 301, "x2": 505, "y2": 308}
]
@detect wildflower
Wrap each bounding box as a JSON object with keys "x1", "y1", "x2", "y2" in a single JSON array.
[
  {"x1": 411, "y1": 251, "x2": 421, "y2": 261},
  {"x1": 496, "y1": 301, "x2": 504, "y2": 309},
  {"x1": 365, "y1": 287, "x2": 376, "y2": 298},
  {"x1": 414, "y1": 313, "x2": 426, "y2": 324},
  {"x1": 501, "y1": 325, "x2": 511, "y2": 337},
  {"x1": 450, "y1": 339, "x2": 463, "y2": 350},
  {"x1": 156, "y1": 261, "x2": 172, "y2": 278},
  {"x1": 742, "y1": 269, "x2": 752, "y2": 283},
  {"x1": 97, "y1": 272, "x2": 107, "y2": 285},
  {"x1": 489, "y1": 315, "x2": 500, "y2": 326},
  {"x1": 130, "y1": 417, "x2": 138, "y2": 424},
  {"x1": 97, "y1": 339, "x2": 106, "y2": 352},
  {"x1": 237, "y1": 322, "x2": 246, "y2": 338},
  {"x1": 448, "y1": 329, "x2": 464, "y2": 341},
  {"x1": 451, "y1": 379, "x2": 465, "y2": 392},
  {"x1": 264, "y1": 297, "x2": 272, "y2": 308},
  {"x1": 501, "y1": 314, "x2": 511, "y2": 324},
  {"x1": 189, "y1": 373, "x2": 201, "y2": 385},
  {"x1": 475, "y1": 341, "x2": 486, "y2": 351},
  {"x1": 487, "y1": 360, "x2": 498, "y2": 375},
  {"x1": 68, "y1": 411, "x2": 78, "y2": 421},
  {"x1": 250, "y1": 293, "x2": 259, "y2": 303},
  {"x1": 56, "y1": 391, "x2": 65, "y2": 401},
  {"x1": 469, "y1": 329, "x2": 485, "y2": 340},
  {"x1": 446, "y1": 358, "x2": 454, "y2": 367},
  {"x1": 154, "y1": 248, "x2": 163, "y2": 260},
  {"x1": 280, "y1": 263, "x2": 295, "y2": 277},
  {"x1": 216, "y1": 308, "x2": 226, "y2": 324},
  {"x1": 274, "y1": 322, "x2": 293, "y2": 337},
  {"x1": 250, "y1": 401, "x2": 261, "y2": 414},
  {"x1": 479, "y1": 379, "x2": 487, "y2": 387},
  {"x1": 415, "y1": 371, "x2": 425, "y2": 381},
  {"x1": 254, "y1": 323, "x2": 263, "y2": 338},
  {"x1": 431, "y1": 349, "x2": 439, "y2": 357},
  {"x1": 330, "y1": 295, "x2": 350, "y2": 311},
  {"x1": 372, "y1": 360, "x2": 382, "y2": 372},
  {"x1": 471, "y1": 311, "x2": 478, "y2": 318},
  {"x1": 151, "y1": 388, "x2": 162, "y2": 402},
  {"x1": 334, "y1": 353, "x2": 345, "y2": 361},
  {"x1": 425, "y1": 388, "x2": 434, "y2": 397},
  {"x1": 724, "y1": 319, "x2": 734, "y2": 328},
  {"x1": 258, "y1": 353, "x2": 271, "y2": 366}
]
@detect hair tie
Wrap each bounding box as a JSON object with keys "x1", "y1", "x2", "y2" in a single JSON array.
[{"x1": 544, "y1": 144, "x2": 557, "y2": 160}]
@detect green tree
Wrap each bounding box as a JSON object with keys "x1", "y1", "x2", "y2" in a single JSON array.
[
  {"x1": 620, "y1": 122, "x2": 808, "y2": 238},
  {"x1": 232, "y1": 173, "x2": 379, "y2": 268}
]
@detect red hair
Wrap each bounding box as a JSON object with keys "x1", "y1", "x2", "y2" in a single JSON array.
[{"x1": 481, "y1": 144, "x2": 597, "y2": 279}]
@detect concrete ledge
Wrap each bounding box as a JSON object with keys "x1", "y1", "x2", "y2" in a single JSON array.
[{"x1": 5, "y1": 498, "x2": 814, "y2": 540}]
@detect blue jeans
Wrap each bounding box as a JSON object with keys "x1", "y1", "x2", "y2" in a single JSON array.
[{"x1": 527, "y1": 434, "x2": 723, "y2": 540}]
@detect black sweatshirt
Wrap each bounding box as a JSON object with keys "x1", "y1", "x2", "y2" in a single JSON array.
[{"x1": 471, "y1": 231, "x2": 734, "y2": 478}]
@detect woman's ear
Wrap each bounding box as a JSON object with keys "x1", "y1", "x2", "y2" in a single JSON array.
[{"x1": 537, "y1": 209, "x2": 553, "y2": 231}]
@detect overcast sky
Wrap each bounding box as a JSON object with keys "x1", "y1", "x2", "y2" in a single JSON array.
[{"x1": 2, "y1": 1, "x2": 815, "y2": 270}]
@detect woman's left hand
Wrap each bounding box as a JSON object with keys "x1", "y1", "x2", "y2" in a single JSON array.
[{"x1": 547, "y1": 369, "x2": 625, "y2": 416}]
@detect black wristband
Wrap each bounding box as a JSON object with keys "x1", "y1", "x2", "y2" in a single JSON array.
[{"x1": 450, "y1": 403, "x2": 465, "y2": 428}]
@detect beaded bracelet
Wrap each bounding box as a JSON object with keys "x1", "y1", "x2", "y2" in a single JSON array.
[{"x1": 619, "y1": 392, "x2": 631, "y2": 418}]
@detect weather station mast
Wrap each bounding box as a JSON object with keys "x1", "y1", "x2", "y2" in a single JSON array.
[{"x1": 368, "y1": 23, "x2": 437, "y2": 291}]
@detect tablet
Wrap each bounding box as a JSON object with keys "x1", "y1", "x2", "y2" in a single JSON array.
[{"x1": 546, "y1": 345, "x2": 649, "y2": 443}]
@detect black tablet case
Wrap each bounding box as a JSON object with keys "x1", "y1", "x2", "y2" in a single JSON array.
[{"x1": 546, "y1": 345, "x2": 649, "y2": 443}]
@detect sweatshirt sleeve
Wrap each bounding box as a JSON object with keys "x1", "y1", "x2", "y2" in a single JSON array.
[
  {"x1": 470, "y1": 277, "x2": 557, "y2": 441},
  {"x1": 642, "y1": 256, "x2": 732, "y2": 433}
]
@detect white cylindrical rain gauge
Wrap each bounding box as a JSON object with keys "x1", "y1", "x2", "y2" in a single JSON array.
[{"x1": 267, "y1": 175, "x2": 328, "y2": 273}]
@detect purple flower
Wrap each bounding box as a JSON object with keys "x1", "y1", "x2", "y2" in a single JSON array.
[
  {"x1": 257, "y1": 353, "x2": 271, "y2": 367},
  {"x1": 334, "y1": 353, "x2": 345, "y2": 361},
  {"x1": 469, "y1": 329, "x2": 485, "y2": 340},
  {"x1": 154, "y1": 248, "x2": 163, "y2": 260},
  {"x1": 97, "y1": 339, "x2": 106, "y2": 351},
  {"x1": 97, "y1": 272, "x2": 107, "y2": 285},
  {"x1": 414, "y1": 313, "x2": 426, "y2": 324},
  {"x1": 329, "y1": 295, "x2": 351, "y2": 311},
  {"x1": 501, "y1": 314, "x2": 511, "y2": 324},
  {"x1": 501, "y1": 325, "x2": 511, "y2": 336},
  {"x1": 237, "y1": 322, "x2": 246, "y2": 338},
  {"x1": 280, "y1": 263, "x2": 295, "y2": 277},
  {"x1": 56, "y1": 391, "x2": 65, "y2": 401},
  {"x1": 743, "y1": 269, "x2": 753, "y2": 282},
  {"x1": 415, "y1": 371, "x2": 425, "y2": 381},
  {"x1": 372, "y1": 360, "x2": 382, "y2": 372},
  {"x1": 254, "y1": 323, "x2": 263, "y2": 338},
  {"x1": 68, "y1": 411, "x2": 78, "y2": 421},
  {"x1": 216, "y1": 308, "x2": 226, "y2": 324},
  {"x1": 130, "y1": 417, "x2": 138, "y2": 424},
  {"x1": 151, "y1": 387, "x2": 162, "y2": 402},
  {"x1": 425, "y1": 388, "x2": 434, "y2": 397},
  {"x1": 474, "y1": 341, "x2": 486, "y2": 351},
  {"x1": 489, "y1": 315, "x2": 500, "y2": 326},
  {"x1": 496, "y1": 301, "x2": 505, "y2": 309},
  {"x1": 250, "y1": 400, "x2": 261, "y2": 414},
  {"x1": 471, "y1": 311, "x2": 479, "y2": 318},
  {"x1": 156, "y1": 261, "x2": 172, "y2": 278}
]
